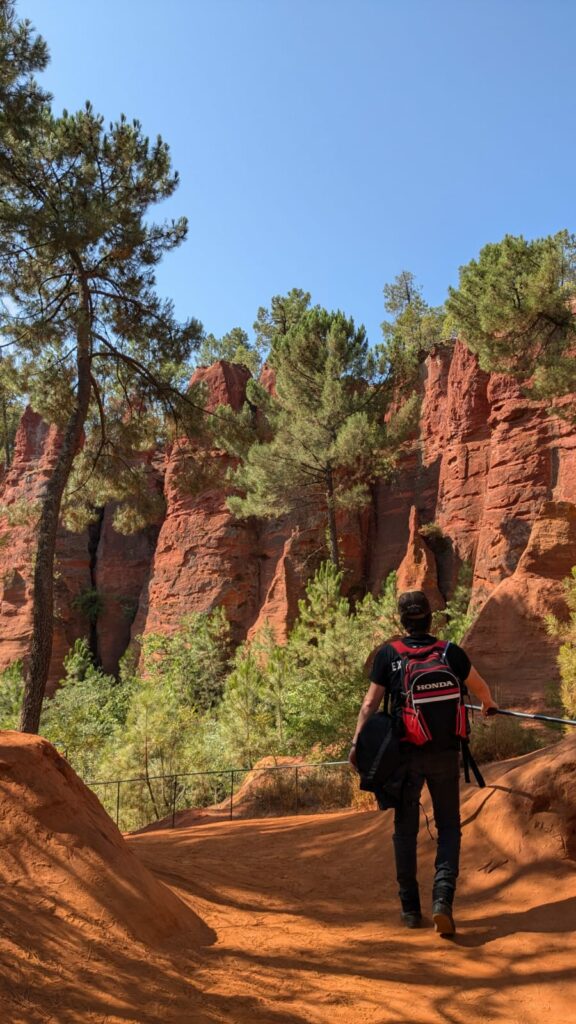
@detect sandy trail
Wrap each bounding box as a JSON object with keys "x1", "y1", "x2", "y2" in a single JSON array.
[
  {"x1": 129, "y1": 759, "x2": 576, "y2": 1024},
  {"x1": 1, "y1": 734, "x2": 575, "y2": 1023}
]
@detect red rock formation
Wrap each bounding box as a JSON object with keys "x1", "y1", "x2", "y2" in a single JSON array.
[
  {"x1": 134, "y1": 362, "x2": 261, "y2": 643},
  {"x1": 4, "y1": 346, "x2": 576, "y2": 696},
  {"x1": 396, "y1": 507, "x2": 443, "y2": 610},
  {"x1": 463, "y1": 501, "x2": 576, "y2": 703}
]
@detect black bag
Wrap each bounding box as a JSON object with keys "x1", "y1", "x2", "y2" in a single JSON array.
[{"x1": 355, "y1": 711, "x2": 406, "y2": 806}]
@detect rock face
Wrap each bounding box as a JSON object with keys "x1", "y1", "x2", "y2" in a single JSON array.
[
  {"x1": 463, "y1": 501, "x2": 576, "y2": 703},
  {"x1": 396, "y1": 507, "x2": 444, "y2": 610},
  {"x1": 2, "y1": 345, "x2": 576, "y2": 706}
]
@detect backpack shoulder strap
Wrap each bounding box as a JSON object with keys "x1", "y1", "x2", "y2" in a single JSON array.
[{"x1": 388, "y1": 639, "x2": 411, "y2": 656}]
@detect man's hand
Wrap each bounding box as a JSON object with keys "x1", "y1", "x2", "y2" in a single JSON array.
[
  {"x1": 348, "y1": 744, "x2": 358, "y2": 770},
  {"x1": 481, "y1": 699, "x2": 499, "y2": 718}
]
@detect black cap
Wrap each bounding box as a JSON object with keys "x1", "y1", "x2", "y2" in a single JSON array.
[{"x1": 397, "y1": 591, "x2": 431, "y2": 620}]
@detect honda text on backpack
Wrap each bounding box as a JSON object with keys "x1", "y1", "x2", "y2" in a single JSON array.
[{"x1": 349, "y1": 590, "x2": 498, "y2": 936}]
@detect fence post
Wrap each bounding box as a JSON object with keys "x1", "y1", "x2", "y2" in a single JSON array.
[
  {"x1": 116, "y1": 781, "x2": 121, "y2": 828},
  {"x1": 171, "y1": 775, "x2": 178, "y2": 828},
  {"x1": 229, "y1": 770, "x2": 234, "y2": 820},
  {"x1": 294, "y1": 766, "x2": 299, "y2": 812}
]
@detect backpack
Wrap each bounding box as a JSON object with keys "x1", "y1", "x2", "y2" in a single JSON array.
[{"x1": 388, "y1": 638, "x2": 468, "y2": 748}]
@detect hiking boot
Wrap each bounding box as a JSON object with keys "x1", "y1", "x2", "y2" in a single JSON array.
[
  {"x1": 432, "y1": 901, "x2": 455, "y2": 936},
  {"x1": 401, "y1": 911, "x2": 423, "y2": 929}
]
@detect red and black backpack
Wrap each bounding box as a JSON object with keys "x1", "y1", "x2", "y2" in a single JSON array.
[{"x1": 388, "y1": 638, "x2": 469, "y2": 747}]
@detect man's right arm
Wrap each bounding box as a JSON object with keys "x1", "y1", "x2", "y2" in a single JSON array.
[{"x1": 465, "y1": 665, "x2": 499, "y2": 717}]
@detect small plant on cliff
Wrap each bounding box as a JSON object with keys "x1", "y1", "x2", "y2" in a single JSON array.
[
  {"x1": 546, "y1": 566, "x2": 576, "y2": 718},
  {"x1": 72, "y1": 588, "x2": 105, "y2": 624},
  {"x1": 0, "y1": 4, "x2": 204, "y2": 732},
  {"x1": 445, "y1": 231, "x2": 576, "y2": 400}
]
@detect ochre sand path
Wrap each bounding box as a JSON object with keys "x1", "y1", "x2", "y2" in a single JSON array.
[
  {"x1": 0, "y1": 733, "x2": 575, "y2": 1023},
  {"x1": 129, "y1": 742, "x2": 576, "y2": 1024}
]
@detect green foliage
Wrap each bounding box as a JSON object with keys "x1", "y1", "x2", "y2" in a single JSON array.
[
  {"x1": 434, "y1": 562, "x2": 475, "y2": 645},
  {"x1": 380, "y1": 271, "x2": 446, "y2": 388},
  {"x1": 253, "y1": 288, "x2": 312, "y2": 358},
  {"x1": 0, "y1": 3, "x2": 205, "y2": 727},
  {"x1": 197, "y1": 327, "x2": 264, "y2": 376},
  {"x1": 72, "y1": 587, "x2": 105, "y2": 624},
  {"x1": 41, "y1": 639, "x2": 131, "y2": 777},
  {"x1": 225, "y1": 306, "x2": 410, "y2": 567},
  {"x1": 93, "y1": 608, "x2": 233, "y2": 824},
  {"x1": 446, "y1": 231, "x2": 576, "y2": 399},
  {"x1": 138, "y1": 607, "x2": 231, "y2": 712},
  {"x1": 217, "y1": 647, "x2": 277, "y2": 768},
  {"x1": 0, "y1": 661, "x2": 24, "y2": 729},
  {"x1": 469, "y1": 714, "x2": 546, "y2": 763},
  {"x1": 546, "y1": 566, "x2": 576, "y2": 718}
]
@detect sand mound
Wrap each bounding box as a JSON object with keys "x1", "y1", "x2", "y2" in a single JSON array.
[
  {"x1": 0, "y1": 732, "x2": 215, "y2": 1024},
  {"x1": 466, "y1": 732, "x2": 576, "y2": 862}
]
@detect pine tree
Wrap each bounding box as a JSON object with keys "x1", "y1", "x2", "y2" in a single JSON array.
[
  {"x1": 253, "y1": 287, "x2": 311, "y2": 355},
  {"x1": 0, "y1": 7, "x2": 203, "y2": 731},
  {"x1": 380, "y1": 271, "x2": 446, "y2": 387},
  {"x1": 197, "y1": 326, "x2": 264, "y2": 376},
  {"x1": 445, "y1": 231, "x2": 576, "y2": 398},
  {"x1": 227, "y1": 306, "x2": 417, "y2": 569}
]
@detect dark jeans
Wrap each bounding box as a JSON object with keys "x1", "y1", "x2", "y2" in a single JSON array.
[{"x1": 393, "y1": 746, "x2": 461, "y2": 913}]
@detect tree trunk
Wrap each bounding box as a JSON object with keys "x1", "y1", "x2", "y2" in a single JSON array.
[
  {"x1": 1, "y1": 391, "x2": 11, "y2": 468},
  {"x1": 20, "y1": 277, "x2": 92, "y2": 733},
  {"x1": 325, "y1": 469, "x2": 340, "y2": 571}
]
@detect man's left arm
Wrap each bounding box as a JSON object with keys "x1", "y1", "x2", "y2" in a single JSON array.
[{"x1": 349, "y1": 682, "x2": 386, "y2": 768}]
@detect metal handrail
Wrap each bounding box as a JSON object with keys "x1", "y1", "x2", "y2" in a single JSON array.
[{"x1": 465, "y1": 704, "x2": 576, "y2": 727}]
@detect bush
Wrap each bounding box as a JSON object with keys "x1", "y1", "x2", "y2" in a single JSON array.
[
  {"x1": 0, "y1": 662, "x2": 24, "y2": 729},
  {"x1": 469, "y1": 714, "x2": 546, "y2": 763},
  {"x1": 41, "y1": 639, "x2": 131, "y2": 777},
  {"x1": 546, "y1": 565, "x2": 576, "y2": 718}
]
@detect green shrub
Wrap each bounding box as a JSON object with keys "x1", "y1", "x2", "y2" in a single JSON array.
[
  {"x1": 546, "y1": 565, "x2": 576, "y2": 718},
  {"x1": 469, "y1": 714, "x2": 546, "y2": 763},
  {"x1": 72, "y1": 588, "x2": 105, "y2": 623},
  {"x1": 0, "y1": 662, "x2": 24, "y2": 729}
]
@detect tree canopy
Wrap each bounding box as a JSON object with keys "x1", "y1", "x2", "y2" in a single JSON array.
[
  {"x1": 224, "y1": 304, "x2": 418, "y2": 569},
  {"x1": 445, "y1": 231, "x2": 576, "y2": 399},
  {"x1": 0, "y1": 3, "x2": 203, "y2": 731}
]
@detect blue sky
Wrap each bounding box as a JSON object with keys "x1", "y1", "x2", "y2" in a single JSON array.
[{"x1": 21, "y1": 0, "x2": 576, "y2": 350}]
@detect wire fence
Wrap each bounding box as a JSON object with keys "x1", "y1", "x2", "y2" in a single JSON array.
[{"x1": 86, "y1": 760, "x2": 355, "y2": 833}]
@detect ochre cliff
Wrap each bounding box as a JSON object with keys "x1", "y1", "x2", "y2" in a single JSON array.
[{"x1": 2, "y1": 345, "x2": 576, "y2": 702}]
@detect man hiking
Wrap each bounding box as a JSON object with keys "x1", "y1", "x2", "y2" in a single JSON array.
[{"x1": 349, "y1": 590, "x2": 498, "y2": 936}]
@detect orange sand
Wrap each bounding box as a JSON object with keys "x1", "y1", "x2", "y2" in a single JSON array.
[{"x1": 0, "y1": 732, "x2": 575, "y2": 1023}]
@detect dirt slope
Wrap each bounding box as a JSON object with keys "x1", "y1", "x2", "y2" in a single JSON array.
[{"x1": 0, "y1": 732, "x2": 575, "y2": 1023}]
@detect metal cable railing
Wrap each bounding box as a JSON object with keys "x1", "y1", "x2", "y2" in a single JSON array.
[{"x1": 86, "y1": 760, "x2": 353, "y2": 832}]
